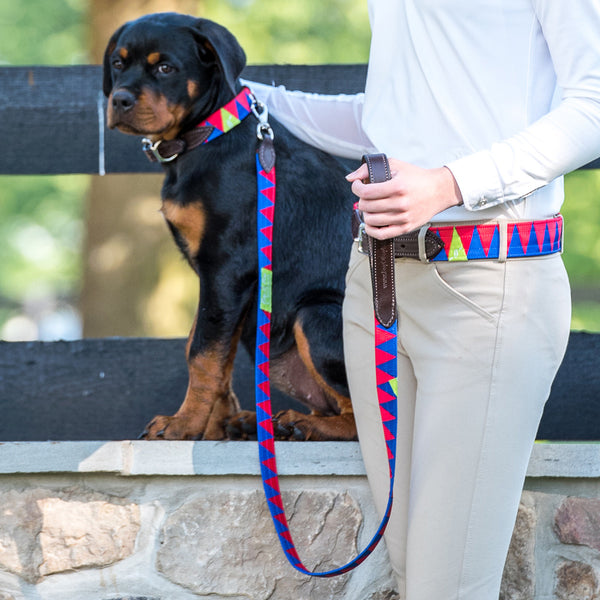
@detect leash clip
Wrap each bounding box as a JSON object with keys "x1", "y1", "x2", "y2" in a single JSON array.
[
  {"x1": 250, "y1": 97, "x2": 274, "y2": 141},
  {"x1": 141, "y1": 138, "x2": 179, "y2": 163}
]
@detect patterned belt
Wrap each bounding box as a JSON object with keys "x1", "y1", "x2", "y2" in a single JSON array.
[
  {"x1": 354, "y1": 212, "x2": 564, "y2": 262},
  {"x1": 430, "y1": 215, "x2": 563, "y2": 261}
]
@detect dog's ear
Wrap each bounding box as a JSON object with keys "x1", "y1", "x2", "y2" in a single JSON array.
[
  {"x1": 102, "y1": 24, "x2": 126, "y2": 97},
  {"x1": 190, "y1": 18, "x2": 246, "y2": 94}
]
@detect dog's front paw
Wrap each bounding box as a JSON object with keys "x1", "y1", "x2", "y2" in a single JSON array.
[
  {"x1": 224, "y1": 410, "x2": 257, "y2": 440},
  {"x1": 272, "y1": 410, "x2": 311, "y2": 441},
  {"x1": 139, "y1": 414, "x2": 207, "y2": 440},
  {"x1": 273, "y1": 410, "x2": 358, "y2": 441}
]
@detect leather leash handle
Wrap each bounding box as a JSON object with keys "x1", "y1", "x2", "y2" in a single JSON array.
[{"x1": 362, "y1": 154, "x2": 397, "y2": 328}]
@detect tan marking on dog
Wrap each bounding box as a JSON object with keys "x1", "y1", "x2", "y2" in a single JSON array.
[
  {"x1": 105, "y1": 89, "x2": 123, "y2": 129},
  {"x1": 140, "y1": 90, "x2": 188, "y2": 140},
  {"x1": 163, "y1": 329, "x2": 243, "y2": 439},
  {"x1": 161, "y1": 200, "x2": 206, "y2": 258},
  {"x1": 187, "y1": 80, "x2": 199, "y2": 99},
  {"x1": 118, "y1": 47, "x2": 129, "y2": 59},
  {"x1": 186, "y1": 346, "x2": 232, "y2": 398},
  {"x1": 293, "y1": 321, "x2": 353, "y2": 414},
  {"x1": 147, "y1": 52, "x2": 161, "y2": 65},
  {"x1": 108, "y1": 87, "x2": 188, "y2": 139},
  {"x1": 185, "y1": 320, "x2": 244, "y2": 397},
  {"x1": 143, "y1": 342, "x2": 240, "y2": 440}
]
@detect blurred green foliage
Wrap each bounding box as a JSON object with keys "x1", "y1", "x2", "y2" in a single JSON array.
[
  {"x1": 0, "y1": 0, "x2": 89, "y2": 339},
  {"x1": 0, "y1": 175, "x2": 86, "y2": 338},
  {"x1": 0, "y1": 176, "x2": 84, "y2": 299},
  {"x1": 0, "y1": 0, "x2": 599, "y2": 339},
  {"x1": 0, "y1": 0, "x2": 88, "y2": 66},
  {"x1": 562, "y1": 170, "x2": 600, "y2": 331},
  {"x1": 203, "y1": 0, "x2": 371, "y2": 64}
]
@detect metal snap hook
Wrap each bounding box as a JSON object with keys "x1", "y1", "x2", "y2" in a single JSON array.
[{"x1": 250, "y1": 97, "x2": 275, "y2": 141}]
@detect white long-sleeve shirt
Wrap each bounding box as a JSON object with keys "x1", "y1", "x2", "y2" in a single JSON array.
[{"x1": 245, "y1": 0, "x2": 600, "y2": 223}]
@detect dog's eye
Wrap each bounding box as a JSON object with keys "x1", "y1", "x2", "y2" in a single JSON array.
[
  {"x1": 112, "y1": 58, "x2": 124, "y2": 70},
  {"x1": 157, "y1": 63, "x2": 175, "y2": 75}
]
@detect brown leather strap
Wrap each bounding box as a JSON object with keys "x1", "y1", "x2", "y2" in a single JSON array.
[
  {"x1": 361, "y1": 154, "x2": 397, "y2": 328},
  {"x1": 143, "y1": 126, "x2": 214, "y2": 162},
  {"x1": 352, "y1": 211, "x2": 445, "y2": 260}
]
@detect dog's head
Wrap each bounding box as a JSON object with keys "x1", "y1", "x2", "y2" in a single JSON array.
[{"x1": 103, "y1": 12, "x2": 246, "y2": 141}]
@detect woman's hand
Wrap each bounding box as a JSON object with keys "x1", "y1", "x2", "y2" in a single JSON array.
[{"x1": 346, "y1": 159, "x2": 464, "y2": 240}]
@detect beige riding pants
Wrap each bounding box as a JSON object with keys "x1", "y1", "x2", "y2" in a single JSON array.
[{"x1": 343, "y1": 244, "x2": 571, "y2": 600}]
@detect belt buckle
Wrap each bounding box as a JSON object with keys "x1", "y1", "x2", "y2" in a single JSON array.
[
  {"x1": 353, "y1": 206, "x2": 369, "y2": 254},
  {"x1": 355, "y1": 221, "x2": 370, "y2": 255}
]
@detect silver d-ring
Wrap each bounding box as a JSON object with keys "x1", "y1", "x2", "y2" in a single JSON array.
[{"x1": 141, "y1": 138, "x2": 179, "y2": 163}]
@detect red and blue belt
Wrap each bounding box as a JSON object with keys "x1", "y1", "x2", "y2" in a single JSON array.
[
  {"x1": 430, "y1": 215, "x2": 563, "y2": 261},
  {"x1": 354, "y1": 211, "x2": 563, "y2": 262}
]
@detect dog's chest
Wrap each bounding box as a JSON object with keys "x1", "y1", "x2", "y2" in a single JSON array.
[{"x1": 160, "y1": 199, "x2": 206, "y2": 259}]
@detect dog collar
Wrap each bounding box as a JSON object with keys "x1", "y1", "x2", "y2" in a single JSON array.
[{"x1": 142, "y1": 87, "x2": 256, "y2": 163}]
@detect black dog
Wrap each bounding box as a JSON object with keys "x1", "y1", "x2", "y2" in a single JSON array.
[{"x1": 103, "y1": 12, "x2": 357, "y2": 440}]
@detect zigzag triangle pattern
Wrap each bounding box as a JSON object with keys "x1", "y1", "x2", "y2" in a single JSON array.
[
  {"x1": 375, "y1": 319, "x2": 398, "y2": 476},
  {"x1": 253, "y1": 151, "x2": 398, "y2": 577},
  {"x1": 431, "y1": 215, "x2": 563, "y2": 261},
  {"x1": 196, "y1": 87, "x2": 254, "y2": 143}
]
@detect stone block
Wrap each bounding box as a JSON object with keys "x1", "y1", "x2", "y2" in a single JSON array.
[
  {"x1": 554, "y1": 560, "x2": 599, "y2": 600},
  {"x1": 555, "y1": 497, "x2": 600, "y2": 552},
  {"x1": 0, "y1": 488, "x2": 140, "y2": 583},
  {"x1": 37, "y1": 496, "x2": 140, "y2": 577},
  {"x1": 367, "y1": 591, "x2": 400, "y2": 600},
  {"x1": 500, "y1": 494, "x2": 537, "y2": 600},
  {"x1": 0, "y1": 489, "x2": 44, "y2": 583},
  {"x1": 157, "y1": 488, "x2": 362, "y2": 599}
]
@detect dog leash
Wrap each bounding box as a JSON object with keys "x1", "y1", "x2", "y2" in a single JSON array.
[{"x1": 255, "y1": 134, "x2": 399, "y2": 574}]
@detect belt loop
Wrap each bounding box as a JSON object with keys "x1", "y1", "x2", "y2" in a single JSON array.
[
  {"x1": 498, "y1": 219, "x2": 508, "y2": 263},
  {"x1": 559, "y1": 214, "x2": 565, "y2": 255},
  {"x1": 418, "y1": 224, "x2": 431, "y2": 263}
]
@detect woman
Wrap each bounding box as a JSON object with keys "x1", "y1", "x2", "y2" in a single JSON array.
[{"x1": 247, "y1": 1, "x2": 600, "y2": 597}]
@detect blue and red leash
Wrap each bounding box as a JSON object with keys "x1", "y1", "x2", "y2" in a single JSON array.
[{"x1": 252, "y1": 96, "x2": 398, "y2": 576}]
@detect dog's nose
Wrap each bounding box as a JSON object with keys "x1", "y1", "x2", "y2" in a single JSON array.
[{"x1": 111, "y1": 89, "x2": 136, "y2": 113}]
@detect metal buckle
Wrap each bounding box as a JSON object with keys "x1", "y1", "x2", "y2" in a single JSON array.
[
  {"x1": 354, "y1": 207, "x2": 369, "y2": 254},
  {"x1": 141, "y1": 138, "x2": 179, "y2": 163},
  {"x1": 355, "y1": 222, "x2": 369, "y2": 255},
  {"x1": 418, "y1": 223, "x2": 432, "y2": 263}
]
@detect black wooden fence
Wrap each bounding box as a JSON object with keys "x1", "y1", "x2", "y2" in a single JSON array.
[
  {"x1": 0, "y1": 64, "x2": 599, "y2": 441},
  {"x1": 0, "y1": 64, "x2": 369, "y2": 175}
]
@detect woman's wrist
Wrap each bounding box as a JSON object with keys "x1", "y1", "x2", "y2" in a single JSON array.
[{"x1": 438, "y1": 166, "x2": 464, "y2": 208}]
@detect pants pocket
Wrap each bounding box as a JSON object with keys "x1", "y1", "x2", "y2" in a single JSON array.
[{"x1": 429, "y1": 261, "x2": 507, "y2": 324}]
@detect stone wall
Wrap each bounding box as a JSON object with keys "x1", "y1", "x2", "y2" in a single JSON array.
[{"x1": 0, "y1": 441, "x2": 599, "y2": 599}]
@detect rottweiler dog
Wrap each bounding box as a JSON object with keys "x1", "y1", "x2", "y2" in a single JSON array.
[{"x1": 103, "y1": 12, "x2": 357, "y2": 441}]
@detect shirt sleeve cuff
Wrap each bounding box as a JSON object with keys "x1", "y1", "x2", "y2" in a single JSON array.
[{"x1": 445, "y1": 151, "x2": 505, "y2": 211}]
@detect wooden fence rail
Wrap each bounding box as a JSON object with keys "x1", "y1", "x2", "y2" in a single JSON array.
[
  {"x1": 0, "y1": 64, "x2": 369, "y2": 175},
  {"x1": 2, "y1": 64, "x2": 600, "y2": 175}
]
